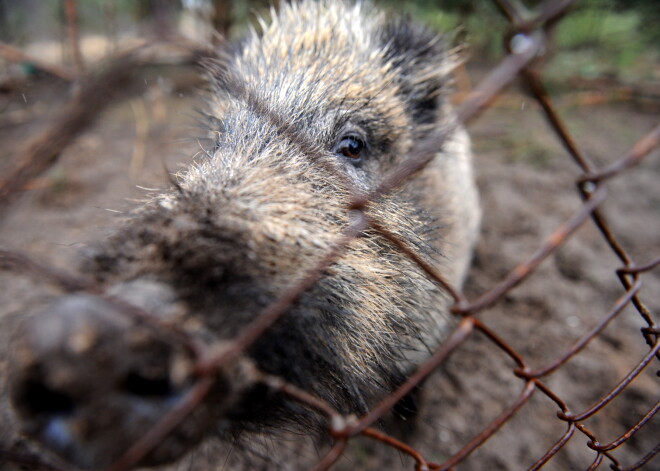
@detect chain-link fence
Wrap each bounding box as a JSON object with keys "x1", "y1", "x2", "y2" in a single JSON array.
[{"x1": 0, "y1": 0, "x2": 658, "y2": 470}]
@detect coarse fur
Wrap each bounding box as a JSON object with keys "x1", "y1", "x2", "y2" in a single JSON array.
[{"x1": 9, "y1": 1, "x2": 480, "y2": 469}]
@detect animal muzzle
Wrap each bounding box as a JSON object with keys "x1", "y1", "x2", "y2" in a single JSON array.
[{"x1": 9, "y1": 281, "x2": 251, "y2": 469}]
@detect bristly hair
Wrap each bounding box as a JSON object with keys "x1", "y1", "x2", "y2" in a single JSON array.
[{"x1": 379, "y1": 15, "x2": 459, "y2": 132}]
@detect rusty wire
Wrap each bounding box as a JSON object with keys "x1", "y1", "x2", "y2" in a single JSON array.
[{"x1": 0, "y1": 0, "x2": 658, "y2": 470}]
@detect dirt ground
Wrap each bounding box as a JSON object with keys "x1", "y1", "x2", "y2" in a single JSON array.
[{"x1": 0, "y1": 61, "x2": 658, "y2": 471}]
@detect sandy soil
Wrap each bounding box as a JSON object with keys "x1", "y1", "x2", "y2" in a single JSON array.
[{"x1": 0, "y1": 63, "x2": 658, "y2": 471}]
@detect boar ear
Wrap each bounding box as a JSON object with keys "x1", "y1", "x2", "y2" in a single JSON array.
[{"x1": 381, "y1": 19, "x2": 457, "y2": 127}]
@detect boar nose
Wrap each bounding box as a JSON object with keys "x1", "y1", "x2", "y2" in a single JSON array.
[{"x1": 9, "y1": 286, "x2": 202, "y2": 469}]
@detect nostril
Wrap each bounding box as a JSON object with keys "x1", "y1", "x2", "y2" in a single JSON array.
[
  {"x1": 123, "y1": 371, "x2": 173, "y2": 398},
  {"x1": 21, "y1": 380, "x2": 75, "y2": 416}
]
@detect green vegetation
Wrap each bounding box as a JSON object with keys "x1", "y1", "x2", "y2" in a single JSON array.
[
  {"x1": 3, "y1": 0, "x2": 657, "y2": 84},
  {"x1": 548, "y1": 4, "x2": 653, "y2": 83},
  {"x1": 377, "y1": 0, "x2": 658, "y2": 84}
]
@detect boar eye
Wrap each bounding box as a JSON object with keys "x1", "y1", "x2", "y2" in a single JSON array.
[{"x1": 335, "y1": 135, "x2": 366, "y2": 162}]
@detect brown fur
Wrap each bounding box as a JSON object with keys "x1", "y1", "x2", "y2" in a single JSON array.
[{"x1": 9, "y1": 1, "x2": 480, "y2": 468}]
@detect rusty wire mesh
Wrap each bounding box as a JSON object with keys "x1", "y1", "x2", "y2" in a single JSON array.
[{"x1": 0, "y1": 0, "x2": 658, "y2": 470}]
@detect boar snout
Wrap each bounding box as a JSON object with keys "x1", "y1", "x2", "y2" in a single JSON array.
[{"x1": 10, "y1": 281, "x2": 253, "y2": 469}]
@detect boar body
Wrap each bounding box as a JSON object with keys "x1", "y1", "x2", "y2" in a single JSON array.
[{"x1": 10, "y1": 1, "x2": 480, "y2": 468}]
